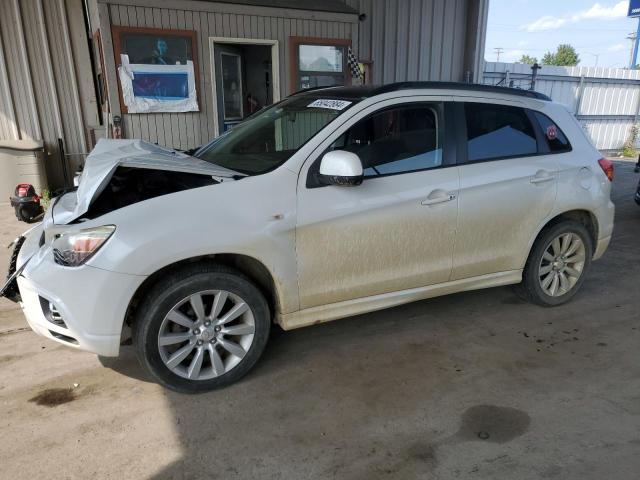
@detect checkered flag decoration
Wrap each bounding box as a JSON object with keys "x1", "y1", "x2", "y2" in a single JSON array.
[{"x1": 347, "y1": 47, "x2": 362, "y2": 80}]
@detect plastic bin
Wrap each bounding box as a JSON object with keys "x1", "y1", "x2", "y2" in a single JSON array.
[{"x1": 0, "y1": 140, "x2": 47, "y2": 205}]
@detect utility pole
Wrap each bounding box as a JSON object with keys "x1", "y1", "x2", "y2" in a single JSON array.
[
  {"x1": 633, "y1": 18, "x2": 640, "y2": 68},
  {"x1": 494, "y1": 47, "x2": 504, "y2": 62},
  {"x1": 629, "y1": 30, "x2": 638, "y2": 68},
  {"x1": 584, "y1": 52, "x2": 599, "y2": 66}
]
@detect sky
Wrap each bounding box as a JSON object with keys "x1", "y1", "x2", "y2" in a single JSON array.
[{"x1": 484, "y1": 0, "x2": 640, "y2": 68}]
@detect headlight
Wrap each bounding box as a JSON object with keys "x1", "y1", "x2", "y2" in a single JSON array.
[{"x1": 52, "y1": 225, "x2": 115, "y2": 267}]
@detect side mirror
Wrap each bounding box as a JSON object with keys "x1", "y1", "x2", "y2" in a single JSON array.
[{"x1": 318, "y1": 150, "x2": 364, "y2": 186}]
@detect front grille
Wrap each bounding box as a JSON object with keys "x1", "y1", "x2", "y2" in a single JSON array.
[
  {"x1": 2, "y1": 236, "x2": 26, "y2": 302},
  {"x1": 7, "y1": 236, "x2": 25, "y2": 277}
]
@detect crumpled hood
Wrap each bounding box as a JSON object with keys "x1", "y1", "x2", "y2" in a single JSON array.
[{"x1": 51, "y1": 139, "x2": 239, "y2": 224}]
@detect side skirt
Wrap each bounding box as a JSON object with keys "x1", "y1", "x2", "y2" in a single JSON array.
[{"x1": 276, "y1": 270, "x2": 523, "y2": 330}]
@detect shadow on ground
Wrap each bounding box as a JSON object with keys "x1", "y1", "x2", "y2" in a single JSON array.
[{"x1": 100, "y1": 162, "x2": 640, "y2": 479}]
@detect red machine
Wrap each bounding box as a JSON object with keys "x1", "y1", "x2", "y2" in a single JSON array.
[{"x1": 9, "y1": 183, "x2": 43, "y2": 223}]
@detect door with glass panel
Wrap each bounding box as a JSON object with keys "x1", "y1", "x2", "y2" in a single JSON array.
[
  {"x1": 296, "y1": 101, "x2": 459, "y2": 309},
  {"x1": 452, "y1": 100, "x2": 559, "y2": 280},
  {"x1": 214, "y1": 44, "x2": 244, "y2": 133}
]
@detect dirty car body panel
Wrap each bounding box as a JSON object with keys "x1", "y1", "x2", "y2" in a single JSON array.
[{"x1": 2, "y1": 83, "x2": 615, "y2": 390}]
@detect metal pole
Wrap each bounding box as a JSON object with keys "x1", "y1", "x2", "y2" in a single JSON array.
[
  {"x1": 632, "y1": 18, "x2": 640, "y2": 69},
  {"x1": 574, "y1": 75, "x2": 585, "y2": 116},
  {"x1": 530, "y1": 63, "x2": 540, "y2": 91}
]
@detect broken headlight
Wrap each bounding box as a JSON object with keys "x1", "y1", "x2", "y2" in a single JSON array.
[{"x1": 53, "y1": 225, "x2": 116, "y2": 267}]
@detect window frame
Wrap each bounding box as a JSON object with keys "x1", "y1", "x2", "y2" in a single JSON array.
[
  {"x1": 111, "y1": 25, "x2": 200, "y2": 115},
  {"x1": 531, "y1": 110, "x2": 573, "y2": 154},
  {"x1": 456, "y1": 101, "x2": 545, "y2": 165},
  {"x1": 289, "y1": 36, "x2": 351, "y2": 93},
  {"x1": 305, "y1": 100, "x2": 456, "y2": 188}
]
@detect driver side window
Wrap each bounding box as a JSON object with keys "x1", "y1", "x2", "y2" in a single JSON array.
[{"x1": 329, "y1": 103, "x2": 444, "y2": 177}]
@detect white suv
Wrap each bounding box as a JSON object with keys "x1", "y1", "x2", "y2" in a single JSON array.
[{"x1": 2, "y1": 83, "x2": 615, "y2": 392}]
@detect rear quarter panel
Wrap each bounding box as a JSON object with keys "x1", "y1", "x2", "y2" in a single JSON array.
[{"x1": 521, "y1": 103, "x2": 614, "y2": 264}]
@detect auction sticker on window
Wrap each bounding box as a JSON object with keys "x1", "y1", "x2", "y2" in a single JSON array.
[{"x1": 307, "y1": 99, "x2": 352, "y2": 110}]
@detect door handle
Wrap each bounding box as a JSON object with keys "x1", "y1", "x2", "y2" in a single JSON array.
[
  {"x1": 530, "y1": 170, "x2": 555, "y2": 184},
  {"x1": 421, "y1": 192, "x2": 457, "y2": 206}
]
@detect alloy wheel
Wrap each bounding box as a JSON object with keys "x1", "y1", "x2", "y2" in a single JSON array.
[
  {"x1": 157, "y1": 290, "x2": 255, "y2": 380},
  {"x1": 538, "y1": 232, "x2": 586, "y2": 297}
]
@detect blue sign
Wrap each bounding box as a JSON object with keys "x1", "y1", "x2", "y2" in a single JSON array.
[{"x1": 629, "y1": 0, "x2": 640, "y2": 17}]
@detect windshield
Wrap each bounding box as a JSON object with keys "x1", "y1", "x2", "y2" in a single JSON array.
[{"x1": 196, "y1": 95, "x2": 357, "y2": 175}]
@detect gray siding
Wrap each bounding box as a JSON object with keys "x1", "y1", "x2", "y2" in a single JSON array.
[
  {"x1": 0, "y1": 0, "x2": 98, "y2": 188},
  {"x1": 345, "y1": 0, "x2": 487, "y2": 84},
  {"x1": 101, "y1": 1, "x2": 358, "y2": 150}
]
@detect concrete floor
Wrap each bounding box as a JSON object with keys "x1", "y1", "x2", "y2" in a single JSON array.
[{"x1": 0, "y1": 162, "x2": 639, "y2": 480}]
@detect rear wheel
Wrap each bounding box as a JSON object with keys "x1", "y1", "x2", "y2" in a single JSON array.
[
  {"x1": 133, "y1": 264, "x2": 270, "y2": 393},
  {"x1": 516, "y1": 221, "x2": 593, "y2": 307}
]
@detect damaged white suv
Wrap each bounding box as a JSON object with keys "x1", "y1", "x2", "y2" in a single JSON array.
[{"x1": 2, "y1": 83, "x2": 615, "y2": 393}]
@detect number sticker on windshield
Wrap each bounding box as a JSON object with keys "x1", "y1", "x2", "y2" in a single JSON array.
[{"x1": 307, "y1": 99, "x2": 352, "y2": 110}]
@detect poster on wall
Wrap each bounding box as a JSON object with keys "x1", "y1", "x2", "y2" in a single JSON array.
[
  {"x1": 111, "y1": 26, "x2": 200, "y2": 113},
  {"x1": 118, "y1": 54, "x2": 199, "y2": 113}
]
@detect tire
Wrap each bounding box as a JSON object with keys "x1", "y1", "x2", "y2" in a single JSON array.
[
  {"x1": 133, "y1": 264, "x2": 270, "y2": 393},
  {"x1": 515, "y1": 221, "x2": 593, "y2": 307}
]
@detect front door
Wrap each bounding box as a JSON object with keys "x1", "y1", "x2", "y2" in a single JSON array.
[
  {"x1": 296, "y1": 100, "x2": 459, "y2": 309},
  {"x1": 214, "y1": 44, "x2": 244, "y2": 133}
]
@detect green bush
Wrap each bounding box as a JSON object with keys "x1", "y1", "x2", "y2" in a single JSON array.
[
  {"x1": 40, "y1": 189, "x2": 51, "y2": 210},
  {"x1": 623, "y1": 124, "x2": 639, "y2": 158}
]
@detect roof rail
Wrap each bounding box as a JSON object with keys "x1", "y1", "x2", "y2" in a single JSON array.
[
  {"x1": 291, "y1": 85, "x2": 341, "y2": 96},
  {"x1": 372, "y1": 82, "x2": 552, "y2": 101}
]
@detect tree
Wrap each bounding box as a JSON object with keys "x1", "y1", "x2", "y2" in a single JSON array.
[
  {"x1": 542, "y1": 44, "x2": 580, "y2": 66},
  {"x1": 518, "y1": 54, "x2": 538, "y2": 64}
]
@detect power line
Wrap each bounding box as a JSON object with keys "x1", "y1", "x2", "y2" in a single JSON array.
[{"x1": 494, "y1": 47, "x2": 504, "y2": 61}]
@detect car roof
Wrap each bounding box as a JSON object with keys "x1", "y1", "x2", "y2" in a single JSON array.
[{"x1": 293, "y1": 82, "x2": 552, "y2": 102}]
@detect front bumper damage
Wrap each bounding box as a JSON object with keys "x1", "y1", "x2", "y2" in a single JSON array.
[
  {"x1": 1, "y1": 236, "x2": 27, "y2": 302},
  {"x1": 1, "y1": 224, "x2": 146, "y2": 357}
]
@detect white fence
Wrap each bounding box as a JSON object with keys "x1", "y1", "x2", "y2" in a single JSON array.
[{"x1": 482, "y1": 62, "x2": 640, "y2": 152}]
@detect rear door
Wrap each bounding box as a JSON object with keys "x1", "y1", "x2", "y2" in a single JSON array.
[{"x1": 451, "y1": 99, "x2": 559, "y2": 280}]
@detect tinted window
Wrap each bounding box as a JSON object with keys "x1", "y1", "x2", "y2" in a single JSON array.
[
  {"x1": 328, "y1": 104, "x2": 443, "y2": 177},
  {"x1": 196, "y1": 95, "x2": 356, "y2": 175},
  {"x1": 533, "y1": 111, "x2": 572, "y2": 153},
  {"x1": 465, "y1": 103, "x2": 537, "y2": 162}
]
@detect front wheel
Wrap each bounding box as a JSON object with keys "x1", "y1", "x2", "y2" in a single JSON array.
[
  {"x1": 516, "y1": 221, "x2": 593, "y2": 307},
  {"x1": 133, "y1": 264, "x2": 270, "y2": 393}
]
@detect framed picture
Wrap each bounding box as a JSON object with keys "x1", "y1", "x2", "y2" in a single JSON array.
[{"x1": 111, "y1": 26, "x2": 200, "y2": 113}]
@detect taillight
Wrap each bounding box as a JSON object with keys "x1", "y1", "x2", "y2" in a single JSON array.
[
  {"x1": 17, "y1": 186, "x2": 29, "y2": 197},
  {"x1": 598, "y1": 158, "x2": 614, "y2": 182}
]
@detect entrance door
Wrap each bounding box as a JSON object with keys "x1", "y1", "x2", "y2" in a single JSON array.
[{"x1": 214, "y1": 44, "x2": 244, "y2": 133}]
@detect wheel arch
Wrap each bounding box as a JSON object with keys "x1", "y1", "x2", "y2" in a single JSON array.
[
  {"x1": 122, "y1": 254, "x2": 281, "y2": 338},
  {"x1": 526, "y1": 209, "x2": 598, "y2": 265}
]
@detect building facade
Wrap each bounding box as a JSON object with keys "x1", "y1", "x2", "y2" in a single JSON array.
[{"x1": 0, "y1": 0, "x2": 489, "y2": 189}]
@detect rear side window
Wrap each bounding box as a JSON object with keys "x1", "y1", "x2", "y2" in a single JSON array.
[
  {"x1": 533, "y1": 111, "x2": 572, "y2": 153},
  {"x1": 464, "y1": 103, "x2": 538, "y2": 162},
  {"x1": 328, "y1": 103, "x2": 443, "y2": 177}
]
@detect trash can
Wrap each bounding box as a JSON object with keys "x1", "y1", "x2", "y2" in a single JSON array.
[{"x1": 0, "y1": 140, "x2": 47, "y2": 205}]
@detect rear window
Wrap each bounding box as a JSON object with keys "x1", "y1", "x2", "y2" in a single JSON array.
[
  {"x1": 464, "y1": 103, "x2": 538, "y2": 162},
  {"x1": 533, "y1": 111, "x2": 572, "y2": 153}
]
